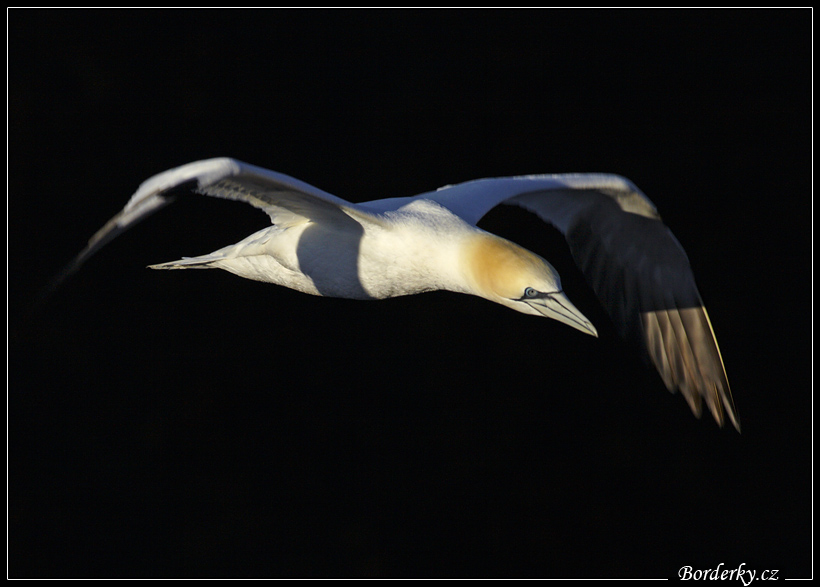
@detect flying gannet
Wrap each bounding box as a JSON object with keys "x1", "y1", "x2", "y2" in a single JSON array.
[{"x1": 58, "y1": 158, "x2": 739, "y2": 431}]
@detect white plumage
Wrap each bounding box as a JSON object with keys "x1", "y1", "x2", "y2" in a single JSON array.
[{"x1": 60, "y1": 158, "x2": 739, "y2": 430}]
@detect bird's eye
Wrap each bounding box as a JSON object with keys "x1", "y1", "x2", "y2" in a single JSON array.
[{"x1": 524, "y1": 287, "x2": 539, "y2": 298}]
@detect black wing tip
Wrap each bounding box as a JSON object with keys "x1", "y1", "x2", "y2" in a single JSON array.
[
  {"x1": 641, "y1": 306, "x2": 740, "y2": 432},
  {"x1": 680, "y1": 374, "x2": 740, "y2": 433},
  {"x1": 721, "y1": 394, "x2": 742, "y2": 433},
  {"x1": 668, "y1": 378, "x2": 740, "y2": 433}
]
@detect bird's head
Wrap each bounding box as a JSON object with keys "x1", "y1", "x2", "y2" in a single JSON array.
[{"x1": 463, "y1": 233, "x2": 598, "y2": 337}]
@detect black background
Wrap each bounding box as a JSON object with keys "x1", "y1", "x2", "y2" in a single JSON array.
[{"x1": 9, "y1": 9, "x2": 811, "y2": 578}]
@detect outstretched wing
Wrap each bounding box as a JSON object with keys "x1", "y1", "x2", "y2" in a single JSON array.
[
  {"x1": 411, "y1": 174, "x2": 739, "y2": 431},
  {"x1": 51, "y1": 159, "x2": 737, "y2": 430},
  {"x1": 49, "y1": 158, "x2": 357, "y2": 291}
]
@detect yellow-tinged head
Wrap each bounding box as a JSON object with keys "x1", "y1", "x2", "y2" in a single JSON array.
[{"x1": 463, "y1": 233, "x2": 598, "y2": 336}]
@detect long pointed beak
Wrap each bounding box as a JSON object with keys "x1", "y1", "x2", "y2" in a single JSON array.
[{"x1": 527, "y1": 292, "x2": 598, "y2": 337}]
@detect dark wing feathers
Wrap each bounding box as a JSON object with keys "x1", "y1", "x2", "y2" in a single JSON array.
[{"x1": 511, "y1": 188, "x2": 739, "y2": 431}]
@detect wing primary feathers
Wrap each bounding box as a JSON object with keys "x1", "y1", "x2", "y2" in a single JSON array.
[{"x1": 509, "y1": 185, "x2": 738, "y2": 430}]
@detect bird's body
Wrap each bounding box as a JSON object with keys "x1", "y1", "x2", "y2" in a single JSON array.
[
  {"x1": 61, "y1": 157, "x2": 738, "y2": 430},
  {"x1": 168, "y1": 198, "x2": 476, "y2": 301}
]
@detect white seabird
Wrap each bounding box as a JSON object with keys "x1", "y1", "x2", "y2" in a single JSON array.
[{"x1": 59, "y1": 158, "x2": 739, "y2": 430}]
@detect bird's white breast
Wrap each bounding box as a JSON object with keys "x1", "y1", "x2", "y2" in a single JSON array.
[{"x1": 353, "y1": 200, "x2": 473, "y2": 299}]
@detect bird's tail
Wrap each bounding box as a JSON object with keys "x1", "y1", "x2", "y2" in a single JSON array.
[{"x1": 148, "y1": 254, "x2": 225, "y2": 270}]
